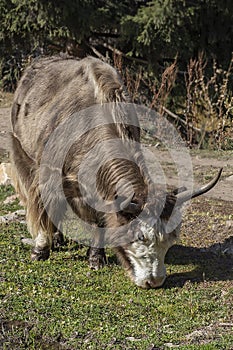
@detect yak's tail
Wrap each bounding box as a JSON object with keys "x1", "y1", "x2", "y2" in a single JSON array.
[{"x1": 10, "y1": 132, "x2": 35, "y2": 204}]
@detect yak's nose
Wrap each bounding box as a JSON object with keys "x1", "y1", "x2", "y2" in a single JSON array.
[{"x1": 145, "y1": 276, "x2": 166, "y2": 289}]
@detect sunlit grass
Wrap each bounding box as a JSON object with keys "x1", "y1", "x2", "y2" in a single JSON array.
[{"x1": 0, "y1": 185, "x2": 232, "y2": 349}]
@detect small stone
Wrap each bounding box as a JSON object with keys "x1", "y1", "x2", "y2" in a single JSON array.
[
  {"x1": 3, "y1": 194, "x2": 18, "y2": 204},
  {"x1": 0, "y1": 163, "x2": 12, "y2": 185},
  {"x1": 226, "y1": 220, "x2": 233, "y2": 229},
  {"x1": 21, "y1": 238, "x2": 35, "y2": 246},
  {"x1": 163, "y1": 343, "x2": 179, "y2": 348},
  {"x1": 0, "y1": 209, "x2": 26, "y2": 224},
  {"x1": 125, "y1": 337, "x2": 141, "y2": 342}
]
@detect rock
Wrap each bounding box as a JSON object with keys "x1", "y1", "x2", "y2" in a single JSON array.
[
  {"x1": 3, "y1": 194, "x2": 18, "y2": 204},
  {"x1": 0, "y1": 163, "x2": 12, "y2": 185},
  {"x1": 226, "y1": 220, "x2": 233, "y2": 229},
  {"x1": 163, "y1": 343, "x2": 179, "y2": 348},
  {"x1": 0, "y1": 209, "x2": 26, "y2": 224},
  {"x1": 21, "y1": 238, "x2": 35, "y2": 246},
  {"x1": 226, "y1": 175, "x2": 233, "y2": 182}
]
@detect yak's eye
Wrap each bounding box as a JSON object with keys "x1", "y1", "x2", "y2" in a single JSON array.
[
  {"x1": 137, "y1": 232, "x2": 146, "y2": 242},
  {"x1": 129, "y1": 231, "x2": 146, "y2": 244}
]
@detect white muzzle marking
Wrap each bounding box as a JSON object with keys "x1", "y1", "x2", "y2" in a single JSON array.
[{"x1": 126, "y1": 219, "x2": 176, "y2": 289}]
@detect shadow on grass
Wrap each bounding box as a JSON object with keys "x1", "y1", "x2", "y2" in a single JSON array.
[
  {"x1": 51, "y1": 235, "x2": 233, "y2": 289},
  {"x1": 164, "y1": 236, "x2": 233, "y2": 288},
  {"x1": 20, "y1": 232, "x2": 233, "y2": 289}
]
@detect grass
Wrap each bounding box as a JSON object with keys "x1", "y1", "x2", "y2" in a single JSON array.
[{"x1": 0, "y1": 184, "x2": 233, "y2": 349}]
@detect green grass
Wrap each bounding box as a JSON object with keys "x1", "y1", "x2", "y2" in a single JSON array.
[{"x1": 0, "y1": 185, "x2": 233, "y2": 349}]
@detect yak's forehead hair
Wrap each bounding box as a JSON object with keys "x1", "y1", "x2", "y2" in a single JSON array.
[
  {"x1": 128, "y1": 205, "x2": 182, "y2": 245},
  {"x1": 127, "y1": 216, "x2": 160, "y2": 244},
  {"x1": 136, "y1": 219, "x2": 163, "y2": 241}
]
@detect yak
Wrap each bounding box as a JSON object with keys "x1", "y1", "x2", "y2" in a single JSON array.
[{"x1": 10, "y1": 56, "x2": 222, "y2": 289}]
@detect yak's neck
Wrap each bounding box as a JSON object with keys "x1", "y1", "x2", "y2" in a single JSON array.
[{"x1": 96, "y1": 154, "x2": 148, "y2": 201}]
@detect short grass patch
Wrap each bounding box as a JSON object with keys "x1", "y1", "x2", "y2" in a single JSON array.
[{"x1": 0, "y1": 185, "x2": 233, "y2": 349}]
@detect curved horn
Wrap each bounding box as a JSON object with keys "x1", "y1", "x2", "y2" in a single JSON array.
[
  {"x1": 119, "y1": 193, "x2": 144, "y2": 214},
  {"x1": 176, "y1": 168, "x2": 223, "y2": 204},
  {"x1": 119, "y1": 193, "x2": 135, "y2": 211}
]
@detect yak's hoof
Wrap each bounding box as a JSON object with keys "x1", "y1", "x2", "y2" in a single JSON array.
[
  {"x1": 87, "y1": 247, "x2": 107, "y2": 270},
  {"x1": 31, "y1": 247, "x2": 50, "y2": 261},
  {"x1": 52, "y1": 231, "x2": 65, "y2": 250}
]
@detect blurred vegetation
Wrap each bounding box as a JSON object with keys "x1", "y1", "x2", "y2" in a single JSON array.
[{"x1": 0, "y1": 0, "x2": 232, "y2": 148}]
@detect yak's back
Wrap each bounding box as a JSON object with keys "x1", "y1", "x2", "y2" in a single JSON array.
[{"x1": 11, "y1": 56, "x2": 131, "y2": 159}]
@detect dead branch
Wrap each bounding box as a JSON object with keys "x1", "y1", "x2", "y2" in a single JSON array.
[
  {"x1": 162, "y1": 106, "x2": 202, "y2": 134},
  {"x1": 89, "y1": 45, "x2": 108, "y2": 62},
  {"x1": 102, "y1": 43, "x2": 148, "y2": 65}
]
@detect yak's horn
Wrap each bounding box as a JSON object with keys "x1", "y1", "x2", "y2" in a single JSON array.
[
  {"x1": 119, "y1": 193, "x2": 135, "y2": 211},
  {"x1": 176, "y1": 168, "x2": 223, "y2": 204}
]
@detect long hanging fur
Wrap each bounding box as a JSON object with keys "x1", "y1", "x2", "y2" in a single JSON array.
[{"x1": 10, "y1": 56, "x2": 146, "y2": 248}]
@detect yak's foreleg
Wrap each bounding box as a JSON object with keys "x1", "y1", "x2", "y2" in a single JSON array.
[
  {"x1": 88, "y1": 247, "x2": 107, "y2": 270},
  {"x1": 87, "y1": 229, "x2": 107, "y2": 270},
  {"x1": 51, "y1": 222, "x2": 65, "y2": 251},
  {"x1": 52, "y1": 229, "x2": 65, "y2": 250}
]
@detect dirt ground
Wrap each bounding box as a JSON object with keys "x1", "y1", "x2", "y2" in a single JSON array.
[
  {"x1": 0, "y1": 107, "x2": 11, "y2": 154},
  {"x1": 1, "y1": 105, "x2": 232, "y2": 201}
]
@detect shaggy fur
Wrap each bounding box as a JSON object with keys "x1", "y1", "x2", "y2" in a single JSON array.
[
  {"x1": 10, "y1": 56, "x2": 221, "y2": 288},
  {"x1": 11, "y1": 56, "x2": 148, "y2": 254}
]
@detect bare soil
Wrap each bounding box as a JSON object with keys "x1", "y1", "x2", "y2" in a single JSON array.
[
  {"x1": 0, "y1": 106, "x2": 232, "y2": 201},
  {"x1": 0, "y1": 107, "x2": 11, "y2": 154}
]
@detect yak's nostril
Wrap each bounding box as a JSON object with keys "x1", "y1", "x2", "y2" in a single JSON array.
[
  {"x1": 145, "y1": 281, "x2": 153, "y2": 289},
  {"x1": 146, "y1": 276, "x2": 166, "y2": 289}
]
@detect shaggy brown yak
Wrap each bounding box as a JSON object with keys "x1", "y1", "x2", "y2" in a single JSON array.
[{"x1": 10, "y1": 56, "x2": 222, "y2": 289}]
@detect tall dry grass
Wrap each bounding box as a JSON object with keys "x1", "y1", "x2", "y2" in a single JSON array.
[
  {"x1": 184, "y1": 52, "x2": 233, "y2": 149},
  {"x1": 114, "y1": 51, "x2": 233, "y2": 149}
]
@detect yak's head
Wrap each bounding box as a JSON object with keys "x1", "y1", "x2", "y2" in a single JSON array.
[{"x1": 114, "y1": 169, "x2": 222, "y2": 289}]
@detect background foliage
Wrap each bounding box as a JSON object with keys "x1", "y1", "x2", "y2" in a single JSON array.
[{"x1": 0, "y1": 0, "x2": 232, "y2": 148}]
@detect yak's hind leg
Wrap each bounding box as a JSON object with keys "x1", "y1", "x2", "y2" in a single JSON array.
[
  {"x1": 10, "y1": 133, "x2": 65, "y2": 260},
  {"x1": 27, "y1": 200, "x2": 66, "y2": 260},
  {"x1": 31, "y1": 231, "x2": 51, "y2": 261},
  {"x1": 31, "y1": 228, "x2": 65, "y2": 260},
  {"x1": 26, "y1": 178, "x2": 67, "y2": 260},
  {"x1": 87, "y1": 229, "x2": 107, "y2": 270}
]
